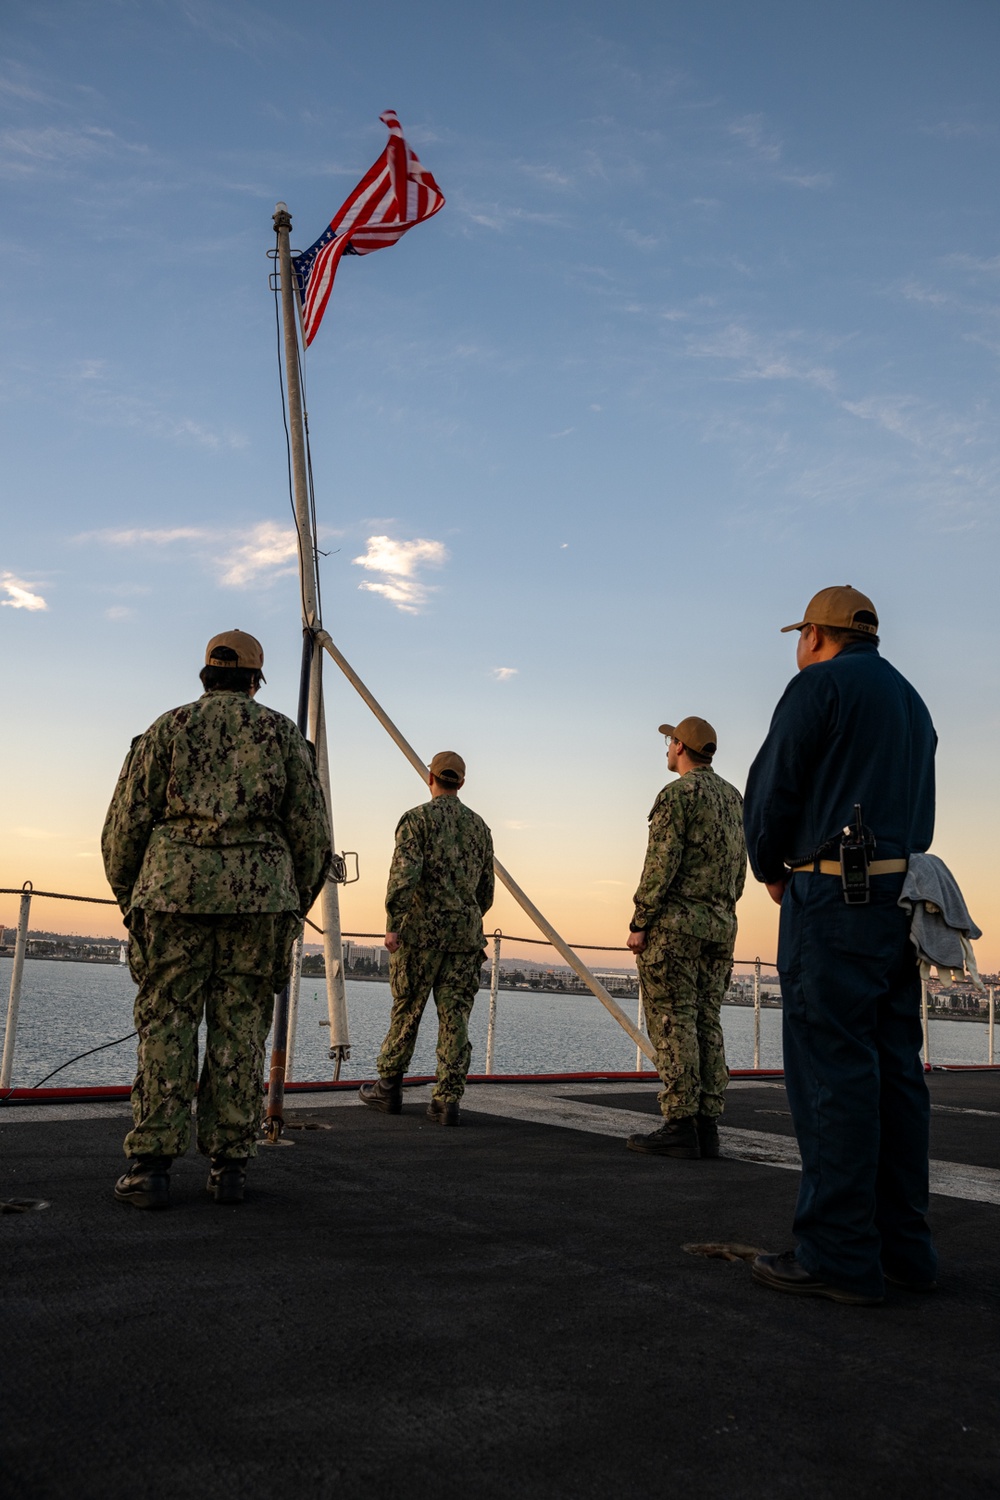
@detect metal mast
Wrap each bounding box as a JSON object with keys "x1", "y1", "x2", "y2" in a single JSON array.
[{"x1": 267, "y1": 204, "x2": 350, "y2": 1134}]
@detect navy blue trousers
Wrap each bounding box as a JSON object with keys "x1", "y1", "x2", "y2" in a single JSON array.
[{"x1": 778, "y1": 872, "x2": 937, "y2": 1298}]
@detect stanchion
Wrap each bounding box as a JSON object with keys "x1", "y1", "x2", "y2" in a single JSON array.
[
  {"x1": 1, "y1": 884, "x2": 33, "y2": 1091},
  {"x1": 485, "y1": 930, "x2": 501, "y2": 1074},
  {"x1": 285, "y1": 933, "x2": 304, "y2": 1082},
  {"x1": 989, "y1": 987, "x2": 995, "y2": 1067}
]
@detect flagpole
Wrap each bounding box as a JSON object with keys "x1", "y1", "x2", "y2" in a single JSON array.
[{"x1": 269, "y1": 204, "x2": 351, "y2": 1123}]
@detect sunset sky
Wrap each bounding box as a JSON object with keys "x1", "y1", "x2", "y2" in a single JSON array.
[{"x1": 2, "y1": 0, "x2": 999, "y2": 972}]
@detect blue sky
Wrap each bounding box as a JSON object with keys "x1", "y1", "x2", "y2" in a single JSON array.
[{"x1": 2, "y1": 0, "x2": 999, "y2": 966}]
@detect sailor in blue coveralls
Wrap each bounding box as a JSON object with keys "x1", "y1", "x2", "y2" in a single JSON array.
[{"x1": 743, "y1": 586, "x2": 938, "y2": 1305}]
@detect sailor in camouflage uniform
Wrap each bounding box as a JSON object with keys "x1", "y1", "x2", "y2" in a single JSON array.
[
  {"x1": 102, "y1": 630, "x2": 331, "y2": 1208},
  {"x1": 626, "y1": 717, "x2": 747, "y2": 1159},
  {"x1": 360, "y1": 751, "x2": 494, "y2": 1126}
]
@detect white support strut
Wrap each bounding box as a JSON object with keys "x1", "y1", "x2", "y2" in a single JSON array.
[{"x1": 314, "y1": 629, "x2": 656, "y2": 1064}]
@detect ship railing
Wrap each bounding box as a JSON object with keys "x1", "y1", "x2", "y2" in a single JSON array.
[
  {"x1": 333, "y1": 928, "x2": 781, "y2": 1076},
  {"x1": 0, "y1": 882, "x2": 784, "y2": 1087},
  {"x1": 2, "y1": 883, "x2": 996, "y2": 1090}
]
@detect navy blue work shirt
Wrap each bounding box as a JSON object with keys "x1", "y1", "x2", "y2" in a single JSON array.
[{"x1": 744, "y1": 640, "x2": 936, "y2": 885}]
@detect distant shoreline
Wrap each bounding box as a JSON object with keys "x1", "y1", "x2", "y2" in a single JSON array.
[
  {"x1": 4, "y1": 955, "x2": 989, "y2": 1023},
  {"x1": 3, "y1": 954, "x2": 124, "y2": 966},
  {"x1": 308, "y1": 969, "x2": 991, "y2": 1022}
]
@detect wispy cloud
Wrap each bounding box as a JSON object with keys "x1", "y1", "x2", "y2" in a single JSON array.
[
  {"x1": 78, "y1": 522, "x2": 300, "y2": 589},
  {"x1": 920, "y1": 121, "x2": 991, "y2": 140},
  {"x1": 840, "y1": 394, "x2": 981, "y2": 452},
  {"x1": 456, "y1": 196, "x2": 569, "y2": 234},
  {"x1": 518, "y1": 161, "x2": 574, "y2": 189},
  {"x1": 684, "y1": 322, "x2": 838, "y2": 391},
  {"x1": 0, "y1": 74, "x2": 52, "y2": 106},
  {"x1": 1, "y1": 572, "x2": 47, "y2": 611},
  {"x1": 91, "y1": 526, "x2": 207, "y2": 546},
  {"x1": 218, "y1": 522, "x2": 299, "y2": 586},
  {"x1": 899, "y1": 279, "x2": 957, "y2": 309},
  {"x1": 76, "y1": 383, "x2": 248, "y2": 451},
  {"x1": 104, "y1": 605, "x2": 134, "y2": 621},
  {"x1": 725, "y1": 113, "x2": 830, "y2": 189},
  {"x1": 727, "y1": 114, "x2": 782, "y2": 164},
  {"x1": 0, "y1": 124, "x2": 147, "y2": 179},
  {"x1": 491, "y1": 667, "x2": 518, "y2": 682},
  {"x1": 352, "y1": 535, "x2": 448, "y2": 613},
  {"x1": 177, "y1": 0, "x2": 302, "y2": 52},
  {"x1": 942, "y1": 253, "x2": 1000, "y2": 275},
  {"x1": 779, "y1": 172, "x2": 833, "y2": 190}
]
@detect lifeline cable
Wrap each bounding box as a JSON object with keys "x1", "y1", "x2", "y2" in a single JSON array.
[
  {"x1": 30, "y1": 1033, "x2": 135, "y2": 1090},
  {"x1": 0, "y1": 1031, "x2": 136, "y2": 1103}
]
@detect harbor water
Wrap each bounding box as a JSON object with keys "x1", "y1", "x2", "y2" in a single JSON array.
[{"x1": 0, "y1": 956, "x2": 994, "y2": 1091}]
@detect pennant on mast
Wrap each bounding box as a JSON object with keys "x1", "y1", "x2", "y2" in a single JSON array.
[{"x1": 293, "y1": 110, "x2": 445, "y2": 346}]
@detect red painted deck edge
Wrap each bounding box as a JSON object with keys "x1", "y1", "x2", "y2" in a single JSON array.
[{"x1": 5, "y1": 1062, "x2": 998, "y2": 1106}]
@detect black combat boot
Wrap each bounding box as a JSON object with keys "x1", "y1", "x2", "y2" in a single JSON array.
[
  {"x1": 207, "y1": 1157, "x2": 247, "y2": 1205},
  {"x1": 426, "y1": 1097, "x2": 460, "y2": 1127},
  {"x1": 114, "y1": 1156, "x2": 172, "y2": 1209},
  {"x1": 626, "y1": 1118, "x2": 700, "y2": 1159},
  {"x1": 696, "y1": 1114, "x2": 721, "y2": 1159},
  {"x1": 358, "y1": 1075, "x2": 403, "y2": 1114}
]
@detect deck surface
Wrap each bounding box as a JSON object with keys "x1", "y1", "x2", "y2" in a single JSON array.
[{"x1": 2, "y1": 1072, "x2": 999, "y2": 1499}]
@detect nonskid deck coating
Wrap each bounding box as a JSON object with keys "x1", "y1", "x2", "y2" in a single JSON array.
[{"x1": 2, "y1": 1072, "x2": 999, "y2": 1499}]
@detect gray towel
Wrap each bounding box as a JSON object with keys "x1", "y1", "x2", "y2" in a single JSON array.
[{"x1": 898, "y1": 853, "x2": 983, "y2": 988}]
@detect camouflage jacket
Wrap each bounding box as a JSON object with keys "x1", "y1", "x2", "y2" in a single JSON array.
[
  {"x1": 632, "y1": 766, "x2": 747, "y2": 945},
  {"x1": 101, "y1": 691, "x2": 332, "y2": 917},
  {"x1": 385, "y1": 795, "x2": 494, "y2": 952}
]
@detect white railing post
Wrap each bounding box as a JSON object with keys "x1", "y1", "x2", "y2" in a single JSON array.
[
  {"x1": 284, "y1": 933, "x2": 304, "y2": 1083},
  {"x1": 753, "y1": 957, "x2": 761, "y2": 1071},
  {"x1": 485, "y1": 930, "x2": 501, "y2": 1075},
  {"x1": 989, "y1": 986, "x2": 995, "y2": 1067},
  {"x1": 635, "y1": 982, "x2": 646, "y2": 1073},
  {"x1": 921, "y1": 978, "x2": 930, "y2": 1066},
  {"x1": 1, "y1": 884, "x2": 33, "y2": 1090}
]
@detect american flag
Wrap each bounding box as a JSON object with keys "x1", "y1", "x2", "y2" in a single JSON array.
[{"x1": 292, "y1": 111, "x2": 445, "y2": 347}]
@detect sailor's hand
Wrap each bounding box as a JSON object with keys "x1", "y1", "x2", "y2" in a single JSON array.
[
  {"x1": 765, "y1": 880, "x2": 787, "y2": 906},
  {"x1": 627, "y1": 930, "x2": 647, "y2": 954},
  {"x1": 384, "y1": 932, "x2": 400, "y2": 954}
]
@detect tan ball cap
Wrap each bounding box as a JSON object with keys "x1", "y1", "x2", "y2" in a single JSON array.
[
  {"x1": 429, "y1": 750, "x2": 466, "y2": 784},
  {"x1": 658, "y1": 716, "x2": 718, "y2": 758},
  {"x1": 780, "y1": 585, "x2": 879, "y2": 636},
  {"x1": 205, "y1": 629, "x2": 265, "y2": 670}
]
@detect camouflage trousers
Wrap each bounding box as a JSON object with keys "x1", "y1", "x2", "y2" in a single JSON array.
[
  {"x1": 124, "y1": 910, "x2": 298, "y2": 1160},
  {"x1": 636, "y1": 928, "x2": 733, "y2": 1122},
  {"x1": 378, "y1": 946, "x2": 485, "y2": 1102}
]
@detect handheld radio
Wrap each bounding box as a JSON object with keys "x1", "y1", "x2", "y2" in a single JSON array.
[{"x1": 839, "y1": 804, "x2": 873, "y2": 906}]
